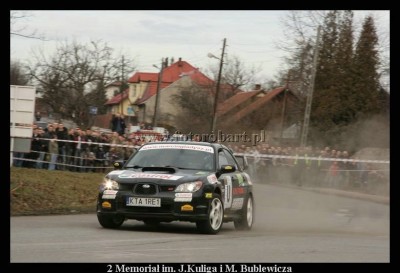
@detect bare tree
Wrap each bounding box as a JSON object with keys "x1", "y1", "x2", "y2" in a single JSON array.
[
  {"x1": 27, "y1": 40, "x2": 136, "y2": 127},
  {"x1": 208, "y1": 54, "x2": 260, "y2": 96},
  {"x1": 10, "y1": 60, "x2": 30, "y2": 85},
  {"x1": 171, "y1": 84, "x2": 213, "y2": 133},
  {"x1": 10, "y1": 11, "x2": 45, "y2": 40}
]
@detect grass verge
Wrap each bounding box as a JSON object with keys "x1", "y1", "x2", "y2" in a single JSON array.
[{"x1": 11, "y1": 167, "x2": 105, "y2": 216}]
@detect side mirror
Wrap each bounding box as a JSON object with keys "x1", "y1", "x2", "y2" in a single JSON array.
[
  {"x1": 235, "y1": 155, "x2": 248, "y2": 170},
  {"x1": 113, "y1": 160, "x2": 124, "y2": 170},
  {"x1": 219, "y1": 164, "x2": 236, "y2": 174}
]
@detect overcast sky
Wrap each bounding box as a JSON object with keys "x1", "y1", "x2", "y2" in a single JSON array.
[{"x1": 10, "y1": 10, "x2": 389, "y2": 82}]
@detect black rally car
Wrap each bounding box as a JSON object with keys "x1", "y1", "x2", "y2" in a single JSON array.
[{"x1": 97, "y1": 141, "x2": 254, "y2": 234}]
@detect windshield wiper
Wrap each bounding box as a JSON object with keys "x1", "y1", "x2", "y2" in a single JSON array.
[{"x1": 169, "y1": 166, "x2": 205, "y2": 170}]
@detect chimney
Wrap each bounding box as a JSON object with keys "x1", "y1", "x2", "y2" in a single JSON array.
[
  {"x1": 254, "y1": 84, "x2": 261, "y2": 90},
  {"x1": 164, "y1": 57, "x2": 169, "y2": 67},
  {"x1": 171, "y1": 57, "x2": 175, "y2": 64},
  {"x1": 178, "y1": 57, "x2": 182, "y2": 67}
]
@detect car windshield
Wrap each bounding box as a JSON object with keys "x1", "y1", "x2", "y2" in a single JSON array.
[{"x1": 126, "y1": 145, "x2": 215, "y2": 171}]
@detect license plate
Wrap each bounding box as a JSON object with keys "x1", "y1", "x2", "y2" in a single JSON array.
[{"x1": 126, "y1": 197, "x2": 161, "y2": 207}]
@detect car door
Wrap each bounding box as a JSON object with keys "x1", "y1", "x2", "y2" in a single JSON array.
[{"x1": 218, "y1": 148, "x2": 249, "y2": 213}]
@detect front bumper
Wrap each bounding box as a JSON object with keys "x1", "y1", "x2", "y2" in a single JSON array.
[{"x1": 97, "y1": 191, "x2": 211, "y2": 222}]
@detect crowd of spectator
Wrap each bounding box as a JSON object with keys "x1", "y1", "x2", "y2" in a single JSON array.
[
  {"x1": 13, "y1": 122, "x2": 144, "y2": 173},
  {"x1": 12, "y1": 124, "x2": 388, "y2": 195},
  {"x1": 226, "y1": 143, "x2": 388, "y2": 194}
]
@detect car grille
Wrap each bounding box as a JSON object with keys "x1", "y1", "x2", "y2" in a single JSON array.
[
  {"x1": 134, "y1": 183, "x2": 157, "y2": 195},
  {"x1": 119, "y1": 183, "x2": 176, "y2": 193}
]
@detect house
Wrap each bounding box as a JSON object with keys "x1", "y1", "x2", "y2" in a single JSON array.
[
  {"x1": 216, "y1": 84, "x2": 302, "y2": 143},
  {"x1": 104, "y1": 81, "x2": 124, "y2": 100},
  {"x1": 123, "y1": 58, "x2": 215, "y2": 127},
  {"x1": 104, "y1": 88, "x2": 131, "y2": 115}
]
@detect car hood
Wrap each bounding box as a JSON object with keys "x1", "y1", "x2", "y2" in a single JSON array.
[{"x1": 106, "y1": 169, "x2": 214, "y2": 184}]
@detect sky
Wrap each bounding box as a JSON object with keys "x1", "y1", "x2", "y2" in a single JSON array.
[{"x1": 10, "y1": 10, "x2": 390, "y2": 84}]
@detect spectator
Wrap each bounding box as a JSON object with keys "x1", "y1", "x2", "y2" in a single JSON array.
[
  {"x1": 111, "y1": 113, "x2": 126, "y2": 136},
  {"x1": 48, "y1": 135, "x2": 58, "y2": 170},
  {"x1": 56, "y1": 123, "x2": 68, "y2": 170}
]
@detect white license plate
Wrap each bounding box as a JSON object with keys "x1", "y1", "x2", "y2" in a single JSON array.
[{"x1": 126, "y1": 197, "x2": 161, "y2": 207}]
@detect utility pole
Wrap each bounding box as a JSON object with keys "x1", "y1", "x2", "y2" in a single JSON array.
[
  {"x1": 300, "y1": 26, "x2": 321, "y2": 147},
  {"x1": 279, "y1": 70, "x2": 291, "y2": 145},
  {"x1": 152, "y1": 58, "x2": 166, "y2": 128},
  {"x1": 119, "y1": 55, "x2": 125, "y2": 115},
  {"x1": 210, "y1": 38, "x2": 227, "y2": 134}
]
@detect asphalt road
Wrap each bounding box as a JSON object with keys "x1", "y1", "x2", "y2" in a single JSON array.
[{"x1": 10, "y1": 183, "x2": 389, "y2": 263}]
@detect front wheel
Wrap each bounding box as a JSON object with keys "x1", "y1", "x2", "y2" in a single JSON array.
[
  {"x1": 234, "y1": 195, "x2": 254, "y2": 230},
  {"x1": 196, "y1": 194, "x2": 224, "y2": 234},
  {"x1": 97, "y1": 214, "x2": 125, "y2": 229}
]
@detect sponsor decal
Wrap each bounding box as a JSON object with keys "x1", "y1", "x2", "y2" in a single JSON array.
[
  {"x1": 181, "y1": 204, "x2": 194, "y2": 211},
  {"x1": 102, "y1": 201, "x2": 111, "y2": 208},
  {"x1": 223, "y1": 176, "x2": 233, "y2": 209},
  {"x1": 175, "y1": 193, "x2": 193, "y2": 197},
  {"x1": 174, "y1": 193, "x2": 193, "y2": 202},
  {"x1": 102, "y1": 190, "x2": 118, "y2": 199},
  {"x1": 103, "y1": 190, "x2": 118, "y2": 195},
  {"x1": 207, "y1": 174, "x2": 218, "y2": 184},
  {"x1": 232, "y1": 187, "x2": 246, "y2": 195},
  {"x1": 140, "y1": 144, "x2": 214, "y2": 153},
  {"x1": 121, "y1": 173, "x2": 183, "y2": 180},
  {"x1": 196, "y1": 171, "x2": 208, "y2": 175},
  {"x1": 243, "y1": 173, "x2": 253, "y2": 185},
  {"x1": 231, "y1": 198, "x2": 244, "y2": 210},
  {"x1": 225, "y1": 165, "x2": 233, "y2": 170},
  {"x1": 102, "y1": 195, "x2": 116, "y2": 199},
  {"x1": 236, "y1": 174, "x2": 244, "y2": 186},
  {"x1": 205, "y1": 192, "x2": 213, "y2": 199},
  {"x1": 175, "y1": 197, "x2": 192, "y2": 202}
]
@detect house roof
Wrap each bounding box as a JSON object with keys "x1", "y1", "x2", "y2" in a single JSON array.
[
  {"x1": 135, "y1": 82, "x2": 171, "y2": 105},
  {"x1": 130, "y1": 60, "x2": 215, "y2": 105},
  {"x1": 230, "y1": 86, "x2": 287, "y2": 123},
  {"x1": 128, "y1": 72, "x2": 158, "y2": 83},
  {"x1": 217, "y1": 90, "x2": 266, "y2": 117},
  {"x1": 104, "y1": 88, "x2": 129, "y2": 105}
]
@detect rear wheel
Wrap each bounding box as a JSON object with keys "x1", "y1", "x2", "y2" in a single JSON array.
[
  {"x1": 97, "y1": 214, "x2": 125, "y2": 229},
  {"x1": 196, "y1": 194, "x2": 224, "y2": 234},
  {"x1": 234, "y1": 195, "x2": 254, "y2": 230}
]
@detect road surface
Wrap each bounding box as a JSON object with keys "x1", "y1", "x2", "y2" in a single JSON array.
[{"x1": 10, "y1": 183, "x2": 389, "y2": 263}]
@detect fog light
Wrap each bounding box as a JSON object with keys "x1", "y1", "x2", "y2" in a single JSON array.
[{"x1": 102, "y1": 201, "x2": 112, "y2": 208}]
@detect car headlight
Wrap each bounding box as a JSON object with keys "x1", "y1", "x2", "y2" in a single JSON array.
[
  {"x1": 100, "y1": 177, "x2": 119, "y2": 191},
  {"x1": 175, "y1": 181, "x2": 203, "y2": 192}
]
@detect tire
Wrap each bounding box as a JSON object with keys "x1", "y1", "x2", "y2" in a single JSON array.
[
  {"x1": 234, "y1": 194, "x2": 254, "y2": 230},
  {"x1": 196, "y1": 194, "x2": 224, "y2": 234},
  {"x1": 97, "y1": 214, "x2": 125, "y2": 229}
]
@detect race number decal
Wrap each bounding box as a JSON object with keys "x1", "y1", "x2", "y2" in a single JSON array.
[{"x1": 223, "y1": 176, "x2": 233, "y2": 209}]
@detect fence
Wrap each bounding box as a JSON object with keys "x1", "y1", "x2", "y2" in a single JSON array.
[{"x1": 11, "y1": 136, "x2": 390, "y2": 195}]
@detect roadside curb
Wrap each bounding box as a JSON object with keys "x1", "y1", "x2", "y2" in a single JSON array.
[{"x1": 264, "y1": 182, "x2": 389, "y2": 205}]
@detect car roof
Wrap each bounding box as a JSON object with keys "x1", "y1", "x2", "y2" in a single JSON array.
[{"x1": 142, "y1": 141, "x2": 226, "y2": 149}]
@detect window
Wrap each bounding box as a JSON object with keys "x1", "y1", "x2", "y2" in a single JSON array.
[
  {"x1": 222, "y1": 149, "x2": 239, "y2": 169},
  {"x1": 131, "y1": 85, "x2": 136, "y2": 97}
]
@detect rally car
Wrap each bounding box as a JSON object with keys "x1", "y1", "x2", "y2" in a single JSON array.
[{"x1": 96, "y1": 141, "x2": 254, "y2": 234}]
